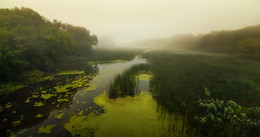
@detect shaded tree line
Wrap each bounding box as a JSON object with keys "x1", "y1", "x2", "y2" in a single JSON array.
[
  {"x1": 142, "y1": 24, "x2": 260, "y2": 59},
  {"x1": 0, "y1": 7, "x2": 98, "y2": 82},
  {"x1": 196, "y1": 25, "x2": 260, "y2": 58}
]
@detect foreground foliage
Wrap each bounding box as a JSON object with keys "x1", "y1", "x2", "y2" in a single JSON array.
[{"x1": 193, "y1": 88, "x2": 259, "y2": 137}]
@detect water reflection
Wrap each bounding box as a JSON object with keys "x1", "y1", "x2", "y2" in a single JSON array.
[{"x1": 0, "y1": 56, "x2": 147, "y2": 137}]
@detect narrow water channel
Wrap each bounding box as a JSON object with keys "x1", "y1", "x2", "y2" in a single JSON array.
[{"x1": 1, "y1": 56, "x2": 166, "y2": 137}]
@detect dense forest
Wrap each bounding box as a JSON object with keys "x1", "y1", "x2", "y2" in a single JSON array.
[{"x1": 0, "y1": 7, "x2": 98, "y2": 83}]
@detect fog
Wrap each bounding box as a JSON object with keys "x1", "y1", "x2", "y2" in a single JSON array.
[{"x1": 1, "y1": 0, "x2": 260, "y2": 45}]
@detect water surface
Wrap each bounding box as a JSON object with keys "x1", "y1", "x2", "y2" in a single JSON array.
[{"x1": 1, "y1": 57, "x2": 155, "y2": 137}]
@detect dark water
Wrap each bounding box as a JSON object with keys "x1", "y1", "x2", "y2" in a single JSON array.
[{"x1": 0, "y1": 57, "x2": 147, "y2": 137}]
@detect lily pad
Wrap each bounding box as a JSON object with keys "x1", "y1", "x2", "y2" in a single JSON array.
[
  {"x1": 12, "y1": 120, "x2": 21, "y2": 126},
  {"x1": 55, "y1": 86, "x2": 68, "y2": 93},
  {"x1": 34, "y1": 102, "x2": 45, "y2": 107},
  {"x1": 55, "y1": 112, "x2": 64, "y2": 119},
  {"x1": 36, "y1": 114, "x2": 44, "y2": 118},
  {"x1": 41, "y1": 94, "x2": 54, "y2": 100},
  {"x1": 57, "y1": 98, "x2": 68, "y2": 102},
  {"x1": 25, "y1": 97, "x2": 30, "y2": 103},
  {"x1": 5, "y1": 102, "x2": 13, "y2": 109},
  {"x1": 38, "y1": 125, "x2": 56, "y2": 134}
]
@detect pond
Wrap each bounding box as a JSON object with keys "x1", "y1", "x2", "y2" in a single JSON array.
[{"x1": 0, "y1": 56, "x2": 170, "y2": 137}]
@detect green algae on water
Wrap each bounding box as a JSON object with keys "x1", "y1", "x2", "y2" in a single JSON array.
[
  {"x1": 5, "y1": 102, "x2": 13, "y2": 109},
  {"x1": 34, "y1": 101, "x2": 45, "y2": 107},
  {"x1": 41, "y1": 94, "x2": 54, "y2": 100},
  {"x1": 8, "y1": 131, "x2": 17, "y2": 137},
  {"x1": 41, "y1": 90, "x2": 47, "y2": 94},
  {"x1": 12, "y1": 120, "x2": 21, "y2": 126},
  {"x1": 57, "y1": 98, "x2": 68, "y2": 102},
  {"x1": 31, "y1": 94, "x2": 39, "y2": 98},
  {"x1": 64, "y1": 91, "x2": 170, "y2": 137},
  {"x1": 56, "y1": 70, "x2": 85, "y2": 76},
  {"x1": 38, "y1": 125, "x2": 56, "y2": 134},
  {"x1": 138, "y1": 74, "x2": 153, "y2": 81},
  {"x1": 36, "y1": 114, "x2": 44, "y2": 118},
  {"x1": 17, "y1": 129, "x2": 26, "y2": 134},
  {"x1": 25, "y1": 97, "x2": 30, "y2": 103},
  {"x1": 55, "y1": 85, "x2": 68, "y2": 93},
  {"x1": 40, "y1": 75, "x2": 54, "y2": 81},
  {"x1": 55, "y1": 112, "x2": 64, "y2": 119},
  {"x1": 85, "y1": 84, "x2": 97, "y2": 91}
]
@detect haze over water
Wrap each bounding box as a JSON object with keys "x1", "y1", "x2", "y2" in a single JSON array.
[{"x1": 1, "y1": 0, "x2": 260, "y2": 45}]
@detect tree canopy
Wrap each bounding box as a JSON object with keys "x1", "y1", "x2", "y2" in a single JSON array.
[{"x1": 0, "y1": 7, "x2": 98, "y2": 82}]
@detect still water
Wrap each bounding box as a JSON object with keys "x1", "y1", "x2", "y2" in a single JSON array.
[{"x1": 0, "y1": 57, "x2": 169, "y2": 137}]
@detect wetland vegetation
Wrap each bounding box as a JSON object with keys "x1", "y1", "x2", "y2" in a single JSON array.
[{"x1": 0, "y1": 6, "x2": 260, "y2": 137}]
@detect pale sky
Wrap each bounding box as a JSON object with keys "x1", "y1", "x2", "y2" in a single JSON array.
[{"x1": 1, "y1": 0, "x2": 260, "y2": 44}]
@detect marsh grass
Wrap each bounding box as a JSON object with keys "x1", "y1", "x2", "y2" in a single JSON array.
[
  {"x1": 108, "y1": 64, "x2": 150, "y2": 98},
  {"x1": 144, "y1": 51, "x2": 260, "y2": 137}
]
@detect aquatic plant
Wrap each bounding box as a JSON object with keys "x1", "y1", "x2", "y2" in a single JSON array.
[
  {"x1": 193, "y1": 89, "x2": 260, "y2": 137},
  {"x1": 55, "y1": 112, "x2": 64, "y2": 119},
  {"x1": 108, "y1": 63, "x2": 150, "y2": 98},
  {"x1": 38, "y1": 125, "x2": 56, "y2": 134},
  {"x1": 143, "y1": 52, "x2": 260, "y2": 137},
  {"x1": 65, "y1": 91, "x2": 170, "y2": 137}
]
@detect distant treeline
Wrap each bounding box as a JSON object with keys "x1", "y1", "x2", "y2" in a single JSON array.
[
  {"x1": 0, "y1": 7, "x2": 98, "y2": 82},
  {"x1": 197, "y1": 25, "x2": 260, "y2": 58},
  {"x1": 141, "y1": 25, "x2": 260, "y2": 59}
]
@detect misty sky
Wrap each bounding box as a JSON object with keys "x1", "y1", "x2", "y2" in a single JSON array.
[{"x1": 1, "y1": 0, "x2": 260, "y2": 44}]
